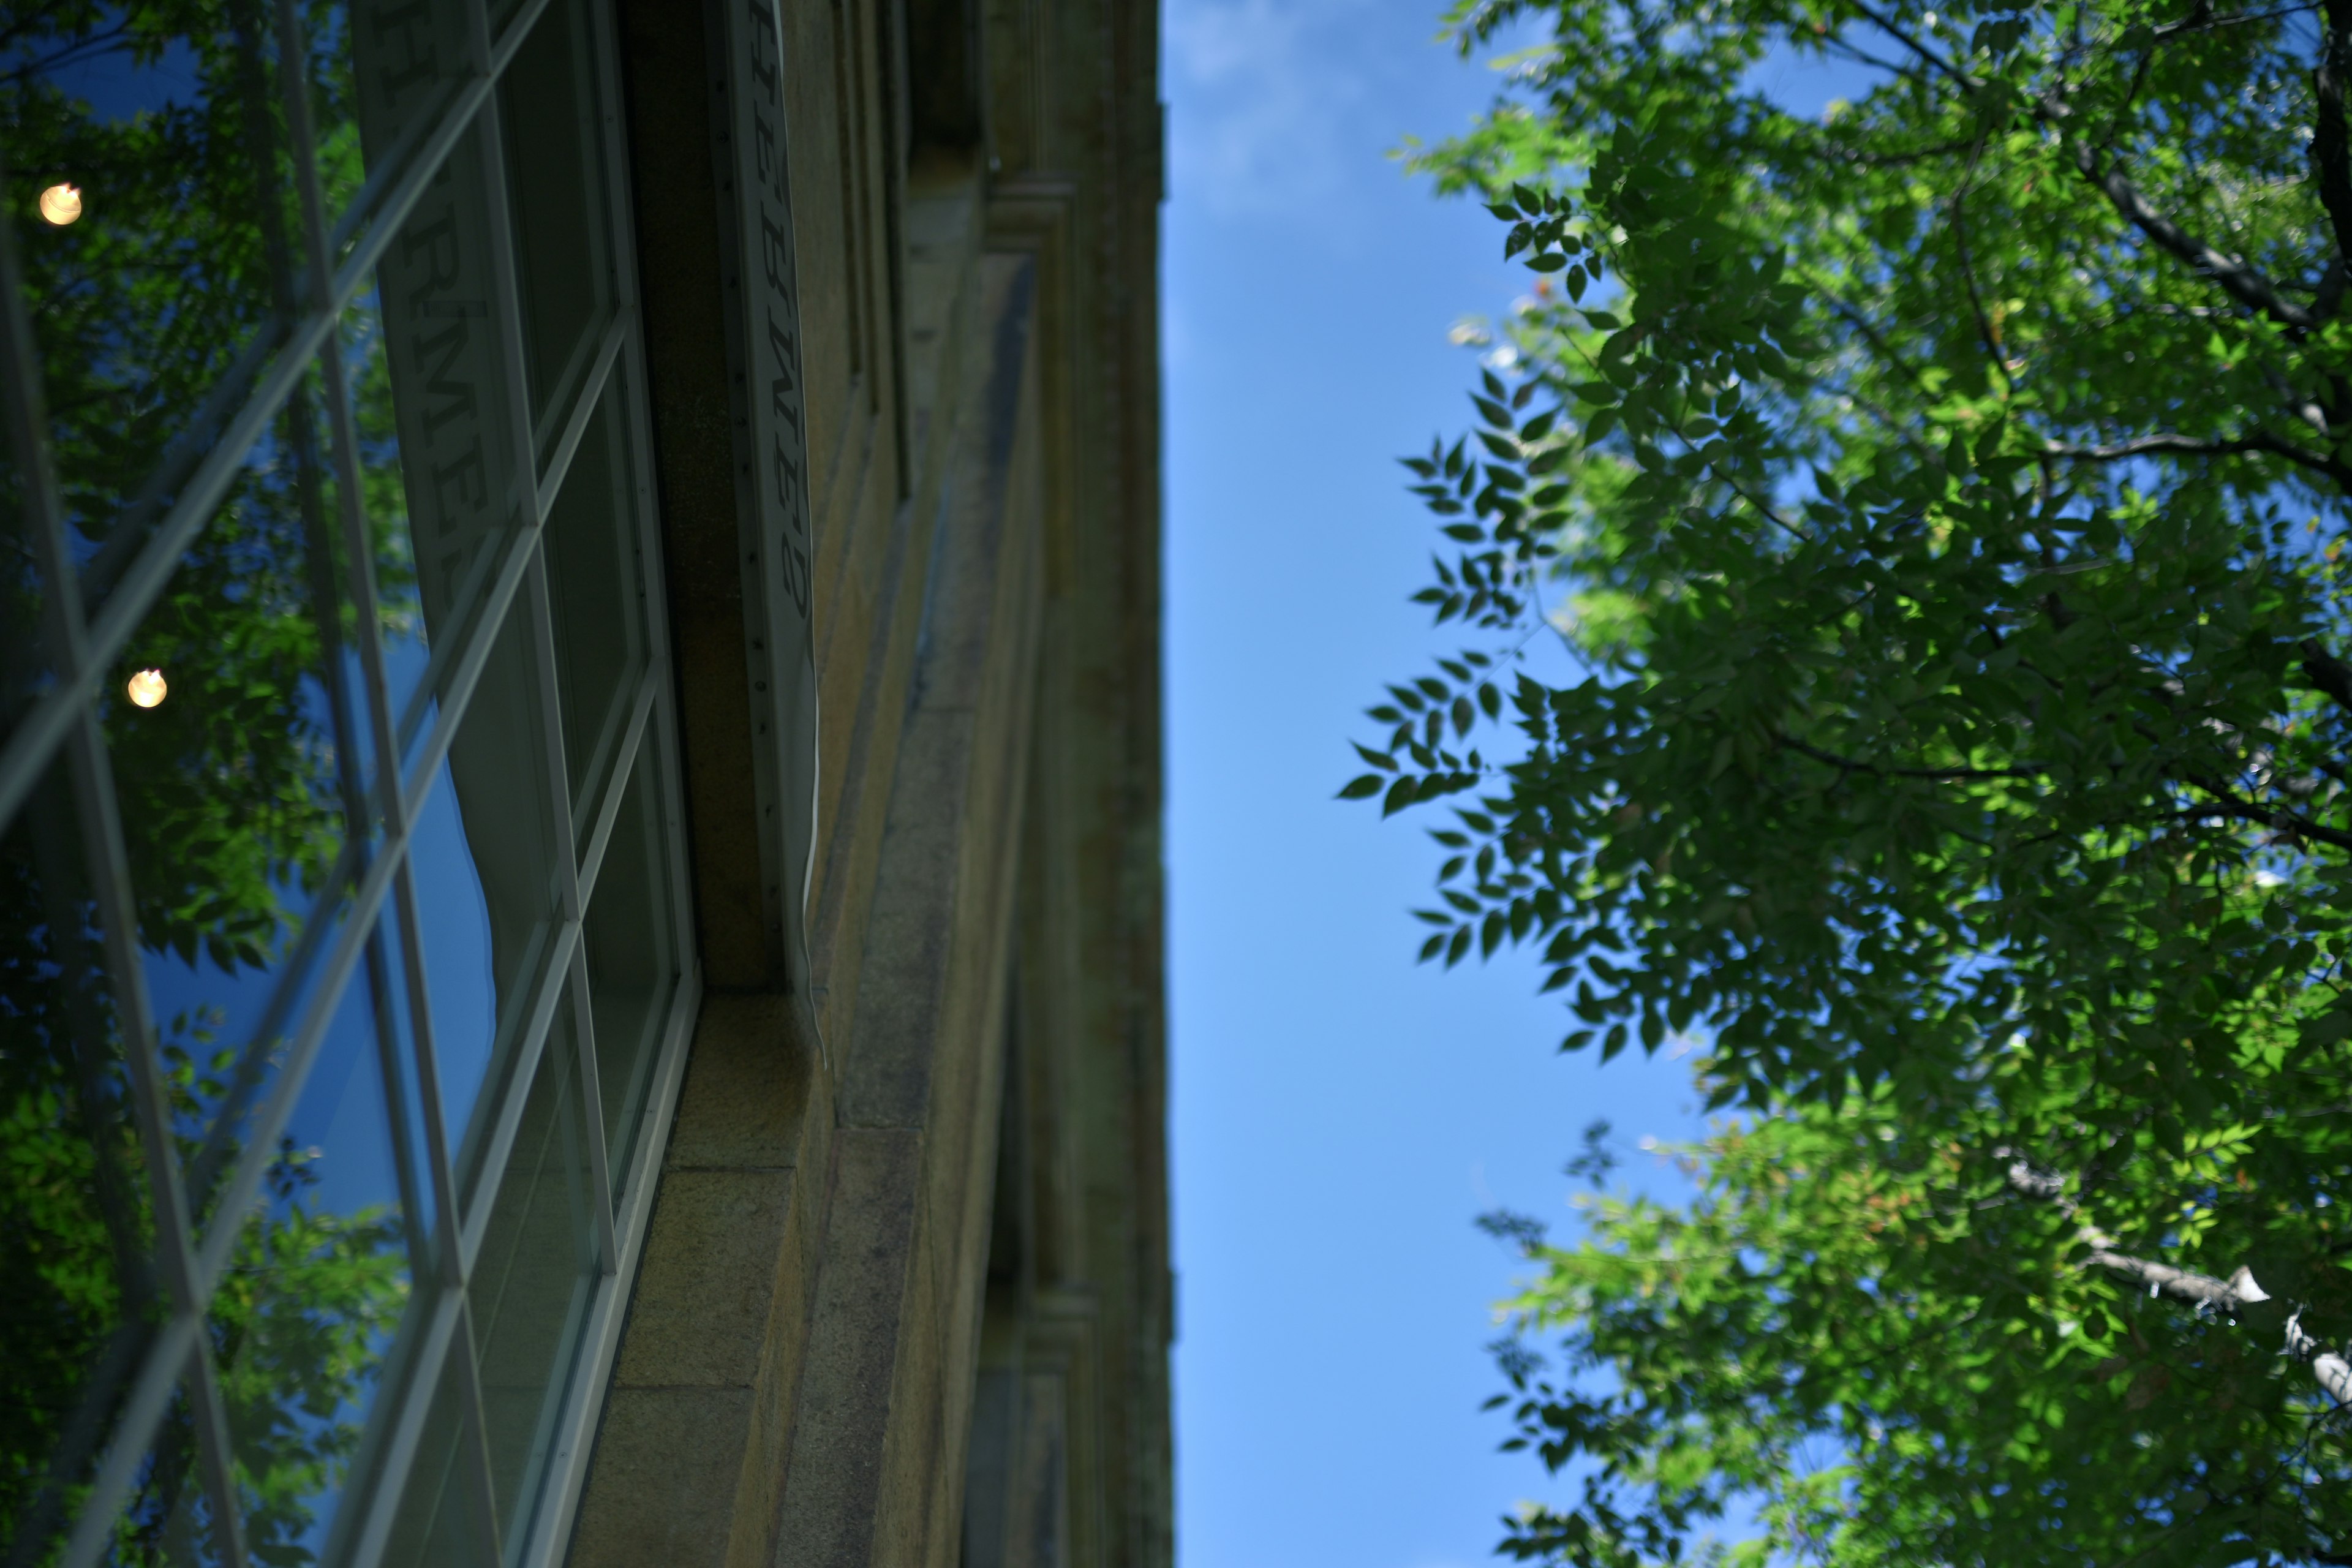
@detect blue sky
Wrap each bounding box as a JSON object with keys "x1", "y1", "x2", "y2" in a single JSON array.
[{"x1": 1159, "y1": 4, "x2": 1712, "y2": 1566}]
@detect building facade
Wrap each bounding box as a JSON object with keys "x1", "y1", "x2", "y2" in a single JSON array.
[{"x1": 0, "y1": 0, "x2": 1167, "y2": 1561}]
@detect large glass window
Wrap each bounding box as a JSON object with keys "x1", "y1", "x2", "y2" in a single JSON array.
[{"x1": 0, "y1": 0, "x2": 696, "y2": 1561}]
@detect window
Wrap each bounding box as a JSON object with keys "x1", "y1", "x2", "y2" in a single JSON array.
[{"x1": 0, "y1": 0, "x2": 695, "y2": 1561}]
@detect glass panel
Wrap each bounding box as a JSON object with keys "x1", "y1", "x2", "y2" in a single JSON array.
[
  {"x1": 541, "y1": 371, "x2": 644, "y2": 813},
  {"x1": 113, "y1": 1378, "x2": 231, "y2": 1565},
  {"x1": 0, "y1": 752, "x2": 165, "y2": 1564},
  {"x1": 338, "y1": 119, "x2": 528, "y2": 772},
  {"x1": 467, "y1": 1000, "x2": 595, "y2": 1543},
  {"x1": 100, "y1": 372, "x2": 384, "y2": 1222},
  {"x1": 210, "y1": 938, "x2": 419, "y2": 1566},
  {"x1": 2, "y1": 0, "x2": 310, "y2": 616},
  {"x1": 488, "y1": 0, "x2": 531, "y2": 56},
  {"x1": 403, "y1": 608, "x2": 560, "y2": 1206},
  {"x1": 366, "y1": 908, "x2": 439, "y2": 1247},
  {"x1": 582, "y1": 739, "x2": 675, "y2": 1194},
  {"x1": 375, "y1": 1335, "x2": 494, "y2": 1568},
  {"x1": 498, "y1": 0, "x2": 616, "y2": 456},
  {"x1": 0, "y1": 334, "x2": 59, "y2": 742},
  {"x1": 334, "y1": 0, "x2": 478, "y2": 251}
]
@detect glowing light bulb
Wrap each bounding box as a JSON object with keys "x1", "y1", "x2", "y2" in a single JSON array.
[
  {"x1": 37, "y1": 184, "x2": 83, "y2": 226},
  {"x1": 126, "y1": 668, "x2": 167, "y2": 708}
]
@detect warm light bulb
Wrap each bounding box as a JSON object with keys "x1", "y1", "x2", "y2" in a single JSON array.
[
  {"x1": 126, "y1": 669, "x2": 166, "y2": 708},
  {"x1": 37, "y1": 184, "x2": 82, "y2": 226}
]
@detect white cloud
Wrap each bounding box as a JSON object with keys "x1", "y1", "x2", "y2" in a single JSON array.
[{"x1": 1164, "y1": 0, "x2": 1375, "y2": 217}]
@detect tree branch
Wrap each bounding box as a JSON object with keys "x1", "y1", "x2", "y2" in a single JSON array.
[
  {"x1": 1826, "y1": 136, "x2": 1980, "y2": 170},
  {"x1": 2002, "y1": 1159, "x2": 2351, "y2": 1407},
  {"x1": 2303, "y1": 639, "x2": 2352, "y2": 718},
  {"x1": 2174, "y1": 783, "x2": 2352, "y2": 853},
  {"x1": 2043, "y1": 429, "x2": 2352, "y2": 487},
  {"x1": 1775, "y1": 732, "x2": 2040, "y2": 780},
  {"x1": 2313, "y1": 0, "x2": 2352, "y2": 273},
  {"x1": 2066, "y1": 140, "x2": 2320, "y2": 332},
  {"x1": 1948, "y1": 179, "x2": 2016, "y2": 394},
  {"x1": 2084, "y1": 1248, "x2": 2272, "y2": 1311},
  {"x1": 1828, "y1": 0, "x2": 2321, "y2": 337},
  {"x1": 1843, "y1": 0, "x2": 1978, "y2": 93},
  {"x1": 1831, "y1": 3, "x2": 2323, "y2": 338},
  {"x1": 1811, "y1": 280, "x2": 1932, "y2": 394},
  {"x1": 2288, "y1": 1308, "x2": 2352, "y2": 1403},
  {"x1": 2150, "y1": 2, "x2": 2321, "y2": 42}
]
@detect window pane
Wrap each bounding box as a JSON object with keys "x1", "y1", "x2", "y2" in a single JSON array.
[
  {"x1": 542, "y1": 369, "x2": 646, "y2": 814},
  {"x1": 497, "y1": 0, "x2": 616, "y2": 458},
  {"x1": 374, "y1": 1335, "x2": 496, "y2": 1568},
  {"x1": 89, "y1": 371, "x2": 393, "y2": 1234},
  {"x1": 0, "y1": 753, "x2": 164, "y2": 1564},
  {"x1": 3, "y1": 0, "x2": 684, "y2": 1561},
  {"x1": 467, "y1": 997, "x2": 596, "y2": 1543},
  {"x1": 112, "y1": 1376, "x2": 231, "y2": 1565},
  {"x1": 334, "y1": 0, "x2": 477, "y2": 249},
  {"x1": 211, "y1": 933, "x2": 420, "y2": 1565},
  {"x1": 582, "y1": 736, "x2": 676, "y2": 1194},
  {"x1": 2, "y1": 0, "x2": 317, "y2": 620},
  {"x1": 341, "y1": 118, "x2": 528, "y2": 775},
  {"x1": 0, "y1": 360, "x2": 59, "y2": 743},
  {"x1": 402, "y1": 604, "x2": 561, "y2": 1210}
]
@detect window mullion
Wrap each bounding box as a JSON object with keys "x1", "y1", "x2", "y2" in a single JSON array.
[
  {"x1": 55, "y1": 1318, "x2": 206, "y2": 1568},
  {"x1": 567, "y1": 944, "x2": 622, "y2": 1273},
  {"x1": 456, "y1": 914, "x2": 584, "y2": 1278}
]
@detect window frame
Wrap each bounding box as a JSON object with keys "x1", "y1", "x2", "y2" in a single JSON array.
[{"x1": 0, "y1": 0, "x2": 701, "y2": 1556}]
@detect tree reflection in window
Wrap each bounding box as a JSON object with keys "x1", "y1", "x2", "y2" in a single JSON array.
[{"x1": 2, "y1": 1, "x2": 424, "y2": 1561}]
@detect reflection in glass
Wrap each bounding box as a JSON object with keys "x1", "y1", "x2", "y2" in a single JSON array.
[
  {"x1": 2, "y1": 0, "x2": 682, "y2": 1555},
  {"x1": 496, "y1": 0, "x2": 614, "y2": 456},
  {"x1": 0, "y1": 756, "x2": 162, "y2": 1566},
  {"x1": 324, "y1": 0, "x2": 474, "y2": 248},
  {"x1": 337, "y1": 114, "x2": 526, "y2": 772},
  {"x1": 95, "y1": 361, "x2": 408, "y2": 1247},
  {"x1": 582, "y1": 739, "x2": 674, "y2": 1192},
  {"x1": 375, "y1": 1339, "x2": 494, "y2": 1568},
  {"x1": 406, "y1": 602, "x2": 559, "y2": 1217},
  {"x1": 1, "y1": 296, "x2": 57, "y2": 741},
  {"x1": 541, "y1": 372, "x2": 643, "y2": 812},
  {"x1": 2, "y1": 0, "x2": 303, "y2": 611},
  {"x1": 209, "y1": 937, "x2": 419, "y2": 1564},
  {"x1": 113, "y1": 1380, "x2": 228, "y2": 1565},
  {"x1": 469, "y1": 1000, "x2": 595, "y2": 1542}
]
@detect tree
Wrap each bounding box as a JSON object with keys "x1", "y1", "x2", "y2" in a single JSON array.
[{"x1": 1349, "y1": 0, "x2": 2352, "y2": 1557}]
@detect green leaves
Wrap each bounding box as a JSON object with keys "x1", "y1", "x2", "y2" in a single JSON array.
[
  {"x1": 1354, "y1": 0, "x2": 2352, "y2": 1555},
  {"x1": 1485, "y1": 1096, "x2": 2352, "y2": 1567}
]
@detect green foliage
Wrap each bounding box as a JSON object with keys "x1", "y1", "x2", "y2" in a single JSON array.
[
  {"x1": 1355, "y1": 0, "x2": 2352, "y2": 1556},
  {"x1": 1482, "y1": 1102, "x2": 2352, "y2": 1566}
]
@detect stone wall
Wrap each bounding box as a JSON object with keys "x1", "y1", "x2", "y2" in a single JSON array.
[{"x1": 560, "y1": 0, "x2": 1167, "y2": 1563}]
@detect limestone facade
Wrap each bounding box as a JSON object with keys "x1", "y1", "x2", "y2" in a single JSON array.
[{"x1": 563, "y1": 1, "x2": 1169, "y2": 1564}]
